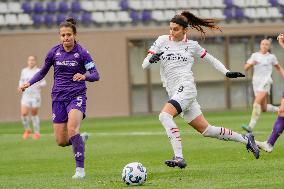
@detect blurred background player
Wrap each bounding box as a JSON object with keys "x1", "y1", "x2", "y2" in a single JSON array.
[
  {"x1": 18, "y1": 55, "x2": 46, "y2": 140},
  {"x1": 242, "y1": 39, "x2": 284, "y2": 133},
  {"x1": 142, "y1": 11, "x2": 259, "y2": 169},
  {"x1": 256, "y1": 34, "x2": 284, "y2": 152},
  {"x1": 20, "y1": 17, "x2": 100, "y2": 179}
]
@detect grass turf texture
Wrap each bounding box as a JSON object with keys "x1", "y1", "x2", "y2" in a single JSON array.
[{"x1": 1, "y1": 110, "x2": 284, "y2": 189}]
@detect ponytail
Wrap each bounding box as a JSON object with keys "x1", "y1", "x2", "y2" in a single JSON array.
[{"x1": 171, "y1": 11, "x2": 221, "y2": 37}]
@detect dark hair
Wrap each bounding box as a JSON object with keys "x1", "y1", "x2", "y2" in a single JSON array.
[
  {"x1": 171, "y1": 11, "x2": 221, "y2": 37},
  {"x1": 59, "y1": 17, "x2": 77, "y2": 34}
]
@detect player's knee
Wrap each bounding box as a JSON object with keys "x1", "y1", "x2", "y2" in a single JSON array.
[
  {"x1": 278, "y1": 108, "x2": 284, "y2": 117},
  {"x1": 21, "y1": 113, "x2": 28, "y2": 117},
  {"x1": 57, "y1": 141, "x2": 67, "y2": 147},
  {"x1": 261, "y1": 106, "x2": 267, "y2": 112},
  {"x1": 31, "y1": 111, "x2": 38, "y2": 116},
  {"x1": 159, "y1": 112, "x2": 172, "y2": 123}
]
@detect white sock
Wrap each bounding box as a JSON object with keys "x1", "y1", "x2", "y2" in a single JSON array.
[
  {"x1": 202, "y1": 125, "x2": 248, "y2": 144},
  {"x1": 31, "y1": 115, "x2": 40, "y2": 134},
  {"x1": 267, "y1": 104, "x2": 279, "y2": 112},
  {"x1": 159, "y1": 112, "x2": 183, "y2": 158},
  {"x1": 21, "y1": 116, "x2": 30, "y2": 130},
  {"x1": 248, "y1": 103, "x2": 261, "y2": 129}
]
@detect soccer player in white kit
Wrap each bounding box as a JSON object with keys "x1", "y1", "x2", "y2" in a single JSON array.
[
  {"x1": 256, "y1": 34, "x2": 284, "y2": 153},
  {"x1": 18, "y1": 56, "x2": 46, "y2": 140},
  {"x1": 242, "y1": 39, "x2": 284, "y2": 133},
  {"x1": 142, "y1": 11, "x2": 260, "y2": 168}
]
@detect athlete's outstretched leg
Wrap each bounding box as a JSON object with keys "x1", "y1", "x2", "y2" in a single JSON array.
[{"x1": 190, "y1": 115, "x2": 259, "y2": 159}]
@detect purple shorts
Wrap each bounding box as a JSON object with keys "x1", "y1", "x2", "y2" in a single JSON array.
[
  {"x1": 52, "y1": 95, "x2": 86, "y2": 123},
  {"x1": 282, "y1": 91, "x2": 284, "y2": 98}
]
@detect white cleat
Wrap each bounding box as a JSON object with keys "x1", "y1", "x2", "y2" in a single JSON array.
[
  {"x1": 72, "y1": 167, "x2": 85, "y2": 179},
  {"x1": 80, "y1": 132, "x2": 89, "y2": 143},
  {"x1": 256, "y1": 141, "x2": 273, "y2": 153}
]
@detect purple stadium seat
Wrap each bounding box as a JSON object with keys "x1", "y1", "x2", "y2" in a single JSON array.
[
  {"x1": 44, "y1": 14, "x2": 55, "y2": 26},
  {"x1": 59, "y1": 1, "x2": 69, "y2": 13},
  {"x1": 224, "y1": 0, "x2": 234, "y2": 7},
  {"x1": 235, "y1": 8, "x2": 245, "y2": 19},
  {"x1": 71, "y1": 1, "x2": 81, "y2": 13},
  {"x1": 32, "y1": 14, "x2": 42, "y2": 26},
  {"x1": 46, "y1": 1, "x2": 57, "y2": 13},
  {"x1": 224, "y1": 8, "x2": 233, "y2": 19},
  {"x1": 119, "y1": 0, "x2": 129, "y2": 11},
  {"x1": 81, "y1": 12, "x2": 92, "y2": 25},
  {"x1": 22, "y1": 1, "x2": 32, "y2": 14},
  {"x1": 141, "y1": 10, "x2": 152, "y2": 22},
  {"x1": 34, "y1": 2, "x2": 45, "y2": 14},
  {"x1": 57, "y1": 13, "x2": 66, "y2": 25},
  {"x1": 269, "y1": 0, "x2": 279, "y2": 6},
  {"x1": 130, "y1": 10, "x2": 140, "y2": 22},
  {"x1": 280, "y1": 7, "x2": 284, "y2": 15}
]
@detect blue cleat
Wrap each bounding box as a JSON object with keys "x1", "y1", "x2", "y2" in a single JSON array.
[
  {"x1": 165, "y1": 156, "x2": 187, "y2": 169},
  {"x1": 245, "y1": 133, "x2": 260, "y2": 159}
]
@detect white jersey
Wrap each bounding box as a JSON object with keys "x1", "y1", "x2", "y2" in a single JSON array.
[
  {"x1": 247, "y1": 52, "x2": 278, "y2": 84},
  {"x1": 19, "y1": 67, "x2": 46, "y2": 97},
  {"x1": 148, "y1": 35, "x2": 207, "y2": 93}
]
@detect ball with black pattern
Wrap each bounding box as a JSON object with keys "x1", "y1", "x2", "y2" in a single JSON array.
[{"x1": 122, "y1": 162, "x2": 147, "y2": 186}]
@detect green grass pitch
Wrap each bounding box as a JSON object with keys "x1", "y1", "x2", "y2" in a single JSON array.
[{"x1": 1, "y1": 110, "x2": 284, "y2": 189}]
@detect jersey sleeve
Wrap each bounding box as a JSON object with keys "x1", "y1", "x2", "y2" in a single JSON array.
[
  {"x1": 271, "y1": 54, "x2": 279, "y2": 65},
  {"x1": 81, "y1": 49, "x2": 96, "y2": 71},
  {"x1": 81, "y1": 49, "x2": 100, "y2": 82},
  {"x1": 148, "y1": 35, "x2": 165, "y2": 54},
  {"x1": 192, "y1": 41, "x2": 207, "y2": 58},
  {"x1": 247, "y1": 53, "x2": 256, "y2": 64},
  {"x1": 29, "y1": 49, "x2": 54, "y2": 85},
  {"x1": 19, "y1": 69, "x2": 24, "y2": 86}
]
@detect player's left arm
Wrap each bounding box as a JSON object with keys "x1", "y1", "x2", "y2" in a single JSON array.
[
  {"x1": 274, "y1": 64, "x2": 284, "y2": 79},
  {"x1": 271, "y1": 54, "x2": 284, "y2": 79},
  {"x1": 194, "y1": 42, "x2": 245, "y2": 78},
  {"x1": 202, "y1": 53, "x2": 245, "y2": 78},
  {"x1": 73, "y1": 50, "x2": 100, "y2": 82}
]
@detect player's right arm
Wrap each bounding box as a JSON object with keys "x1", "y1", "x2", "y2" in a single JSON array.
[
  {"x1": 277, "y1": 33, "x2": 284, "y2": 49},
  {"x1": 142, "y1": 36, "x2": 165, "y2": 69},
  {"x1": 20, "y1": 50, "x2": 54, "y2": 92},
  {"x1": 244, "y1": 53, "x2": 256, "y2": 71},
  {"x1": 18, "y1": 69, "x2": 25, "y2": 92}
]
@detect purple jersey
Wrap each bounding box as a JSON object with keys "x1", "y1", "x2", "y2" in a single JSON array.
[{"x1": 29, "y1": 43, "x2": 99, "y2": 101}]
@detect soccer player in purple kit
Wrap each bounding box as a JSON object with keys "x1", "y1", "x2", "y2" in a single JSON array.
[
  {"x1": 20, "y1": 17, "x2": 100, "y2": 179},
  {"x1": 256, "y1": 33, "x2": 284, "y2": 153}
]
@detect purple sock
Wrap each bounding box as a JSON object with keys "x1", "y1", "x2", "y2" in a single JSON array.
[
  {"x1": 267, "y1": 116, "x2": 284, "y2": 146},
  {"x1": 70, "y1": 134, "x2": 85, "y2": 168}
]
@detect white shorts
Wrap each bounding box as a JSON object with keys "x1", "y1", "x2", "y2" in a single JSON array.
[
  {"x1": 21, "y1": 94, "x2": 41, "y2": 108},
  {"x1": 252, "y1": 80, "x2": 271, "y2": 95},
  {"x1": 168, "y1": 84, "x2": 202, "y2": 123}
]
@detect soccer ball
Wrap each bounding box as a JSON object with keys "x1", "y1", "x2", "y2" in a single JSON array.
[{"x1": 122, "y1": 162, "x2": 147, "y2": 186}]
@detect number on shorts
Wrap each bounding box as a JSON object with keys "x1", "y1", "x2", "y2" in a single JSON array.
[
  {"x1": 178, "y1": 86, "x2": 184, "y2": 92},
  {"x1": 76, "y1": 96, "x2": 83, "y2": 107}
]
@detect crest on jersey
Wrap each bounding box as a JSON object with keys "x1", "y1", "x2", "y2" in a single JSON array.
[
  {"x1": 74, "y1": 53, "x2": 80, "y2": 58},
  {"x1": 52, "y1": 113, "x2": 56, "y2": 120}
]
